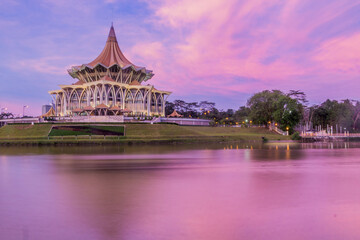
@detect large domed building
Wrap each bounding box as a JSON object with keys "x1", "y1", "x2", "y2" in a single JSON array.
[{"x1": 49, "y1": 24, "x2": 171, "y2": 117}]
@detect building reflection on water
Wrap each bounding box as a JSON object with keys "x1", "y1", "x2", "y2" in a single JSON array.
[
  {"x1": 221, "y1": 143, "x2": 297, "y2": 161},
  {"x1": 1, "y1": 142, "x2": 360, "y2": 239}
]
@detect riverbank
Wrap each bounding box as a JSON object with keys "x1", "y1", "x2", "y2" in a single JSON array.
[
  {"x1": 301, "y1": 135, "x2": 360, "y2": 142},
  {"x1": 0, "y1": 123, "x2": 290, "y2": 145}
]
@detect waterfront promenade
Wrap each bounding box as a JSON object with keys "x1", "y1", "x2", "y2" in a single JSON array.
[{"x1": 301, "y1": 131, "x2": 360, "y2": 141}]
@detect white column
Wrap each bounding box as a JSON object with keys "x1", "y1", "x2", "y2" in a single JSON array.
[{"x1": 122, "y1": 89, "x2": 125, "y2": 109}]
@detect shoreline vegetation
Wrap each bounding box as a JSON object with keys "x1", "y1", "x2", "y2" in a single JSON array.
[{"x1": 0, "y1": 123, "x2": 291, "y2": 146}]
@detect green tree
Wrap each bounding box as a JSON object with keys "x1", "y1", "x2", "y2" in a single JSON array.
[
  {"x1": 247, "y1": 90, "x2": 304, "y2": 132},
  {"x1": 272, "y1": 95, "x2": 303, "y2": 132},
  {"x1": 0, "y1": 112, "x2": 14, "y2": 119},
  {"x1": 165, "y1": 101, "x2": 175, "y2": 116},
  {"x1": 312, "y1": 99, "x2": 355, "y2": 132},
  {"x1": 247, "y1": 90, "x2": 283, "y2": 125},
  {"x1": 234, "y1": 106, "x2": 250, "y2": 123}
]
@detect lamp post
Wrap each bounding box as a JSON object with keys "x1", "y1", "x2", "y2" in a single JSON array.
[{"x1": 23, "y1": 105, "x2": 29, "y2": 117}]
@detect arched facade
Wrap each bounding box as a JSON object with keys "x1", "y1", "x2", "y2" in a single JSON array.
[{"x1": 50, "y1": 80, "x2": 169, "y2": 116}]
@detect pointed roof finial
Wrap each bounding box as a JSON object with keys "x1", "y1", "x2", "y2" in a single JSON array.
[
  {"x1": 87, "y1": 24, "x2": 135, "y2": 67},
  {"x1": 108, "y1": 23, "x2": 116, "y2": 41},
  {"x1": 68, "y1": 23, "x2": 155, "y2": 81}
]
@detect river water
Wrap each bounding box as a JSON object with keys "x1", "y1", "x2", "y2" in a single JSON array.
[{"x1": 1, "y1": 142, "x2": 360, "y2": 240}]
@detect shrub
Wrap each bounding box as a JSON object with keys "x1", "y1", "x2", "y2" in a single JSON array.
[{"x1": 291, "y1": 131, "x2": 302, "y2": 140}]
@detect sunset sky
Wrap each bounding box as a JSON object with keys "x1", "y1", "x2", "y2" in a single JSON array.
[{"x1": 0, "y1": 0, "x2": 359, "y2": 115}]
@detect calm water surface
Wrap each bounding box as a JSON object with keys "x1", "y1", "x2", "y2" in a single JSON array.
[{"x1": 1, "y1": 142, "x2": 360, "y2": 240}]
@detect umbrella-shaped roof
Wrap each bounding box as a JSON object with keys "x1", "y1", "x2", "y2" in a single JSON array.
[
  {"x1": 40, "y1": 107, "x2": 56, "y2": 118},
  {"x1": 88, "y1": 25, "x2": 135, "y2": 68},
  {"x1": 95, "y1": 103, "x2": 109, "y2": 109},
  {"x1": 167, "y1": 110, "x2": 183, "y2": 118},
  {"x1": 109, "y1": 105, "x2": 122, "y2": 111},
  {"x1": 83, "y1": 105, "x2": 95, "y2": 111},
  {"x1": 72, "y1": 108, "x2": 83, "y2": 112},
  {"x1": 68, "y1": 24, "x2": 154, "y2": 81}
]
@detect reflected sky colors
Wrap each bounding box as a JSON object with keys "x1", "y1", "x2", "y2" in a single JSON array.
[
  {"x1": 0, "y1": 0, "x2": 360, "y2": 115},
  {"x1": 1, "y1": 143, "x2": 360, "y2": 239}
]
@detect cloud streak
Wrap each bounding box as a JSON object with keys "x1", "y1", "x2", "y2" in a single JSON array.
[
  {"x1": 139, "y1": 0, "x2": 360, "y2": 101},
  {"x1": 0, "y1": 0, "x2": 360, "y2": 114}
]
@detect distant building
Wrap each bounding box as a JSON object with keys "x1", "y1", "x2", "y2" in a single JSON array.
[
  {"x1": 49, "y1": 24, "x2": 171, "y2": 117},
  {"x1": 42, "y1": 105, "x2": 52, "y2": 115}
]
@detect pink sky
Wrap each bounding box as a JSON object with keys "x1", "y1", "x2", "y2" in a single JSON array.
[{"x1": 0, "y1": 0, "x2": 359, "y2": 115}]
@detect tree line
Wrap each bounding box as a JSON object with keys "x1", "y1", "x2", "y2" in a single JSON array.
[
  {"x1": 0, "y1": 112, "x2": 14, "y2": 120},
  {"x1": 166, "y1": 90, "x2": 360, "y2": 133}
]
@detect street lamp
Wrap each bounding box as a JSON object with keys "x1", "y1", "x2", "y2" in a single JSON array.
[{"x1": 23, "y1": 105, "x2": 29, "y2": 117}]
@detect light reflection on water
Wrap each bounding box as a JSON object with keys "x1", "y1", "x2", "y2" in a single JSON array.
[{"x1": 1, "y1": 142, "x2": 360, "y2": 239}]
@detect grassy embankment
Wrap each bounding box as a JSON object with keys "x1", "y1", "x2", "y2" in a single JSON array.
[{"x1": 0, "y1": 123, "x2": 289, "y2": 145}]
